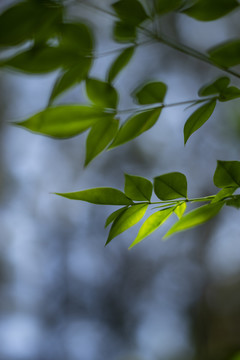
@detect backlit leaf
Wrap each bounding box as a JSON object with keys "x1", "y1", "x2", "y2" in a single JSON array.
[
  {"x1": 86, "y1": 78, "x2": 118, "y2": 109},
  {"x1": 107, "y1": 46, "x2": 135, "y2": 83},
  {"x1": 174, "y1": 202, "x2": 187, "y2": 219},
  {"x1": 154, "y1": 172, "x2": 187, "y2": 200},
  {"x1": 105, "y1": 207, "x2": 128, "y2": 228},
  {"x1": 184, "y1": 100, "x2": 216, "y2": 144},
  {"x1": 208, "y1": 40, "x2": 240, "y2": 67},
  {"x1": 113, "y1": 21, "x2": 136, "y2": 43},
  {"x1": 124, "y1": 174, "x2": 152, "y2": 201},
  {"x1": 112, "y1": 0, "x2": 148, "y2": 26},
  {"x1": 106, "y1": 204, "x2": 148, "y2": 244},
  {"x1": 213, "y1": 160, "x2": 240, "y2": 188},
  {"x1": 183, "y1": 0, "x2": 239, "y2": 21},
  {"x1": 133, "y1": 81, "x2": 167, "y2": 105},
  {"x1": 211, "y1": 187, "x2": 237, "y2": 203}
]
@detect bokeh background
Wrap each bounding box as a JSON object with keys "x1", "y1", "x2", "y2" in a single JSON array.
[{"x1": 1, "y1": 1, "x2": 240, "y2": 359}]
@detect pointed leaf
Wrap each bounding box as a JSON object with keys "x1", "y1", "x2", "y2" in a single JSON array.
[
  {"x1": 226, "y1": 195, "x2": 240, "y2": 209},
  {"x1": 112, "y1": 0, "x2": 148, "y2": 26},
  {"x1": 105, "y1": 207, "x2": 128, "y2": 228},
  {"x1": 13, "y1": 106, "x2": 112, "y2": 138},
  {"x1": 174, "y1": 202, "x2": 187, "y2": 219},
  {"x1": 133, "y1": 81, "x2": 167, "y2": 105},
  {"x1": 184, "y1": 100, "x2": 216, "y2": 144},
  {"x1": 154, "y1": 172, "x2": 187, "y2": 200},
  {"x1": 208, "y1": 40, "x2": 240, "y2": 67},
  {"x1": 106, "y1": 204, "x2": 148, "y2": 244},
  {"x1": 124, "y1": 174, "x2": 152, "y2": 201},
  {"x1": 198, "y1": 76, "x2": 230, "y2": 97},
  {"x1": 56, "y1": 188, "x2": 134, "y2": 205},
  {"x1": 183, "y1": 0, "x2": 239, "y2": 21},
  {"x1": 213, "y1": 160, "x2": 240, "y2": 188},
  {"x1": 164, "y1": 203, "x2": 224, "y2": 239},
  {"x1": 86, "y1": 78, "x2": 118, "y2": 109},
  {"x1": 113, "y1": 21, "x2": 136, "y2": 43},
  {"x1": 109, "y1": 108, "x2": 161, "y2": 148},
  {"x1": 211, "y1": 187, "x2": 237, "y2": 203},
  {"x1": 85, "y1": 117, "x2": 119, "y2": 166},
  {"x1": 129, "y1": 207, "x2": 174, "y2": 248},
  {"x1": 107, "y1": 46, "x2": 135, "y2": 83}
]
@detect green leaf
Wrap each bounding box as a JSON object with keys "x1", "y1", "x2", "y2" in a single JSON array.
[
  {"x1": 213, "y1": 160, "x2": 240, "y2": 188},
  {"x1": 198, "y1": 77, "x2": 230, "y2": 96},
  {"x1": 56, "y1": 188, "x2": 134, "y2": 205},
  {"x1": 133, "y1": 81, "x2": 167, "y2": 105},
  {"x1": 49, "y1": 59, "x2": 92, "y2": 104},
  {"x1": 174, "y1": 202, "x2": 187, "y2": 219},
  {"x1": 129, "y1": 207, "x2": 174, "y2": 248},
  {"x1": 124, "y1": 174, "x2": 152, "y2": 201},
  {"x1": 208, "y1": 40, "x2": 240, "y2": 67},
  {"x1": 106, "y1": 204, "x2": 148, "y2": 244},
  {"x1": 86, "y1": 78, "x2": 118, "y2": 109},
  {"x1": 13, "y1": 105, "x2": 112, "y2": 138},
  {"x1": 155, "y1": 0, "x2": 184, "y2": 14},
  {"x1": 105, "y1": 207, "x2": 128, "y2": 227},
  {"x1": 163, "y1": 202, "x2": 224, "y2": 239},
  {"x1": 109, "y1": 108, "x2": 161, "y2": 148},
  {"x1": 211, "y1": 187, "x2": 237, "y2": 203},
  {"x1": 183, "y1": 0, "x2": 239, "y2": 21},
  {"x1": 85, "y1": 118, "x2": 119, "y2": 166},
  {"x1": 107, "y1": 46, "x2": 135, "y2": 83},
  {"x1": 218, "y1": 86, "x2": 240, "y2": 102},
  {"x1": 184, "y1": 100, "x2": 216, "y2": 144},
  {"x1": 226, "y1": 195, "x2": 240, "y2": 209},
  {"x1": 112, "y1": 0, "x2": 148, "y2": 26},
  {"x1": 113, "y1": 21, "x2": 136, "y2": 43},
  {"x1": 59, "y1": 22, "x2": 94, "y2": 56},
  {"x1": 154, "y1": 172, "x2": 187, "y2": 200}
]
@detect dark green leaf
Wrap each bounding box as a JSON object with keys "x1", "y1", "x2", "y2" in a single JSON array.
[
  {"x1": 211, "y1": 187, "x2": 237, "y2": 203},
  {"x1": 105, "y1": 207, "x2": 128, "y2": 227},
  {"x1": 106, "y1": 204, "x2": 148, "y2": 245},
  {"x1": 154, "y1": 172, "x2": 187, "y2": 200},
  {"x1": 59, "y1": 22, "x2": 94, "y2": 56},
  {"x1": 86, "y1": 78, "x2": 118, "y2": 109},
  {"x1": 113, "y1": 21, "x2": 136, "y2": 43},
  {"x1": 129, "y1": 207, "x2": 174, "y2": 248},
  {"x1": 218, "y1": 86, "x2": 240, "y2": 102},
  {"x1": 198, "y1": 77, "x2": 230, "y2": 96},
  {"x1": 184, "y1": 100, "x2": 216, "y2": 144},
  {"x1": 112, "y1": 0, "x2": 148, "y2": 26},
  {"x1": 174, "y1": 202, "x2": 187, "y2": 219},
  {"x1": 213, "y1": 160, "x2": 240, "y2": 188},
  {"x1": 85, "y1": 118, "x2": 119, "y2": 166},
  {"x1": 133, "y1": 81, "x2": 167, "y2": 105},
  {"x1": 183, "y1": 0, "x2": 239, "y2": 21},
  {"x1": 13, "y1": 105, "x2": 112, "y2": 138},
  {"x1": 107, "y1": 46, "x2": 135, "y2": 83},
  {"x1": 163, "y1": 202, "x2": 224, "y2": 239},
  {"x1": 208, "y1": 40, "x2": 240, "y2": 67},
  {"x1": 56, "y1": 188, "x2": 134, "y2": 205},
  {"x1": 109, "y1": 108, "x2": 161, "y2": 148},
  {"x1": 155, "y1": 0, "x2": 184, "y2": 14},
  {"x1": 226, "y1": 195, "x2": 240, "y2": 209},
  {"x1": 124, "y1": 174, "x2": 152, "y2": 201}
]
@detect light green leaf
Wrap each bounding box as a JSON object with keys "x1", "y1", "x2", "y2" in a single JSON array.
[
  {"x1": 86, "y1": 78, "x2": 118, "y2": 109},
  {"x1": 184, "y1": 100, "x2": 216, "y2": 144},
  {"x1": 109, "y1": 108, "x2": 161, "y2": 148},
  {"x1": 112, "y1": 0, "x2": 148, "y2": 26},
  {"x1": 85, "y1": 117, "x2": 119, "y2": 166},
  {"x1": 213, "y1": 160, "x2": 240, "y2": 188},
  {"x1": 56, "y1": 188, "x2": 134, "y2": 205},
  {"x1": 208, "y1": 40, "x2": 240, "y2": 67},
  {"x1": 13, "y1": 105, "x2": 112, "y2": 138},
  {"x1": 59, "y1": 22, "x2": 94, "y2": 56},
  {"x1": 183, "y1": 0, "x2": 239, "y2": 21},
  {"x1": 129, "y1": 207, "x2": 174, "y2": 248},
  {"x1": 164, "y1": 202, "x2": 224, "y2": 239},
  {"x1": 211, "y1": 187, "x2": 237, "y2": 203},
  {"x1": 155, "y1": 0, "x2": 184, "y2": 14},
  {"x1": 198, "y1": 77, "x2": 230, "y2": 97},
  {"x1": 124, "y1": 174, "x2": 152, "y2": 201},
  {"x1": 226, "y1": 195, "x2": 240, "y2": 209},
  {"x1": 133, "y1": 81, "x2": 167, "y2": 105},
  {"x1": 154, "y1": 172, "x2": 187, "y2": 200},
  {"x1": 105, "y1": 207, "x2": 128, "y2": 228},
  {"x1": 107, "y1": 46, "x2": 135, "y2": 83},
  {"x1": 106, "y1": 204, "x2": 148, "y2": 244},
  {"x1": 113, "y1": 21, "x2": 136, "y2": 43},
  {"x1": 174, "y1": 202, "x2": 187, "y2": 219}
]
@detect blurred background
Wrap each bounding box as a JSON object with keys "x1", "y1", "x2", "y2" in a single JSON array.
[{"x1": 0, "y1": 0, "x2": 240, "y2": 359}]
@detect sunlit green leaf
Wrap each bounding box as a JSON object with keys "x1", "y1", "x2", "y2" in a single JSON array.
[
  {"x1": 155, "y1": 0, "x2": 184, "y2": 14},
  {"x1": 174, "y1": 202, "x2": 187, "y2": 219},
  {"x1": 211, "y1": 187, "x2": 237, "y2": 203},
  {"x1": 184, "y1": 100, "x2": 216, "y2": 144},
  {"x1": 59, "y1": 22, "x2": 94, "y2": 56},
  {"x1": 133, "y1": 81, "x2": 167, "y2": 105},
  {"x1": 198, "y1": 77, "x2": 230, "y2": 96},
  {"x1": 85, "y1": 118, "x2": 119, "y2": 166},
  {"x1": 56, "y1": 188, "x2": 134, "y2": 205},
  {"x1": 113, "y1": 21, "x2": 136, "y2": 43},
  {"x1": 208, "y1": 40, "x2": 240, "y2": 67},
  {"x1": 213, "y1": 160, "x2": 240, "y2": 188},
  {"x1": 163, "y1": 202, "x2": 224, "y2": 239},
  {"x1": 13, "y1": 105, "x2": 112, "y2": 138},
  {"x1": 154, "y1": 172, "x2": 187, "y2": 200},
  {"x1": 105, "y1": 206, "x2": 128, "y2": 228},
  {"x1": 183, "y1": 0, "x2": 239, "y2": 21},
  {"x1": 112, "y1": 0, "x2": 148, "y2": 26},
  {"x1": 226, "y1": 195, "x2": 240, "y2": 209},
  {"x1": 109, "y1": 108, "x2": 161, "y2": 148},
  {"x1": 107, "y1": 46, "x2": 135, "y2": 83},
  {"x1": 129, "y1": 207, "x2": 174, "y2": 248},
  {"x1": 124, "y1": 174, "x2": 152, "y2": 201},
  {"x1": 106, "y1": 204, "x2": 148, "y2": 244},
  {"x1": 86, "y1": 78, "x2": 118, "y2": 109}
]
